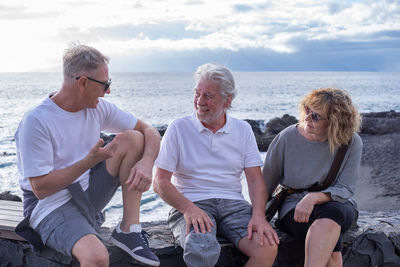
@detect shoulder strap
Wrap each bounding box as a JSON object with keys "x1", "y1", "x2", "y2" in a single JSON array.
[{"x1": 308, "y1": 143, "x2": 349, "y2": 192}]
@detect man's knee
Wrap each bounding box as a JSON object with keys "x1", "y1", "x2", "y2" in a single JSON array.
[
  {"x1": 183, "y1": 232, "x2": 221, "y2": 267},
  {"x1": 241, "y1": 233, "x2": 278, "y2": 264},
  {"x1": 120, "y1": 130, "x2": 144, "y2": 153}
]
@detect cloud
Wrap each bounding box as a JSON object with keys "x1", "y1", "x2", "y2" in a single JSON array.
[
  {"x1": 232, "y1": 4, "x2": 254, "y2": 12},
  {"x1": 0, "y1": 3, "x2": 60, "y2": 20},
  {"x1": 91, "y1": 22, "x2": 211, "y2": 41},
  {"x1": 184, "y1": 0, "x2": 204, "y2": 5},
  {"x1": 1, "y1": 0, "x2": 400, "y2": 72}
]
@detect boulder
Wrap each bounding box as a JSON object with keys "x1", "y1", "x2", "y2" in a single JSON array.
[
  {"x1": 360, "y1": 110, "x2": 400, "y2": 135},
  {"x1": 1, "y1": 211, "x2": 399, "y2": 266}
]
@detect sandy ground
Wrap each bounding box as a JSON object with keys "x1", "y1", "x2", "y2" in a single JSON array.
[{"x1": 353, "y1": 133, "x2": 400, "y2": 212}]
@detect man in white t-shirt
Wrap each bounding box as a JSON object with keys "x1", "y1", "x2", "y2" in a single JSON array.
[
  {"x1": 154, "y1": 63, "x2": 279, "y2": 267},
  {"x1": 14, "y1": 44, "x2": 160, "y2": 266}
]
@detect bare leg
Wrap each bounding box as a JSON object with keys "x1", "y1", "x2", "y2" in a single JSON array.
[
  {"x1": 326, "y1": 251, "x2": 343, "y2": 267},
  {"x1": 238, "y1": 232, "x2": 278, "y2": 267},
  {"x1": 72, "y1": 234, "x2": 109, "y2": 267},
  {"x1": 304, "y1": 218, "x2": 341, "y2": 267},
  {"x1": 106, "y1": 130, "x2": 144, "y2": 231}
]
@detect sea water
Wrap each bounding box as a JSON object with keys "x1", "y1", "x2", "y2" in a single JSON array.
[{"x1": 0, "y1": 71, "x2": 399, "y2": 226}]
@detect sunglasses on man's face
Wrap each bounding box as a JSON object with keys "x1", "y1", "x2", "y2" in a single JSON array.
[
  {"x1": 304, "y1": 106, "x2": 326, "y2": 123},
  {"x1": 75, "y1": 76, "x2": 112, "y2": 91}
]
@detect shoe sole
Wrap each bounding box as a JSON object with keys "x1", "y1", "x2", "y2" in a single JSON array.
[{"x1": 109, "y1": 236, "x2": 160, "y2": 266}]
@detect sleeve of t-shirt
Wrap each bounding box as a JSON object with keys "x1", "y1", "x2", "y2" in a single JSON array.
[
  {"x1": 243, "y1": 122, "x2": 263, "y2": 168},
  {"x1": 154, "y1": 120, "x2": 179, "y2": 173},
  {"x1": 99, "y1": 98, "x2": 137, "y2": 132},
  {"x1": 322, "y1": 134, "x2": 363, "y2": 202},
  {"x1": 16, "y1": 113, "x2": 54, "y2": 179},
  {"x1": 262, "y1": 130, "x2": 286, "y2": 197}
]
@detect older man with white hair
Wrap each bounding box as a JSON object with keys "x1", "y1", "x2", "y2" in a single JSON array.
[{"x1": 154, "y1": 63, "x2": 279, "y2": 267}]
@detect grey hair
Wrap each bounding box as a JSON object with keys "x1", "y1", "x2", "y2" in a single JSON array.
[
  {"x1": 194, "y1": 63, "x2": 237, "y2": 108},
  {"x1": 63, "y1": 43, "x2": 109, "y2": 79}
]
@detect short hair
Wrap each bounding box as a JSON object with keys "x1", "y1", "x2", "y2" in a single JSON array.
[
  {"x1": 63, "y1": 44, "x2": 109, "y2": 79},
  {"x1": 194, "y1": 63, "x2": 237, "y2": 109},
  {"x1": 299, "y1": 88, "x2": 362, "y2": 153}
]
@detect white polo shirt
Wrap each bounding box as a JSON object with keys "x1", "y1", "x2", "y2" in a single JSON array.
[{"x1": 155, "y1": 112, "x2": 263, "y2": 202}]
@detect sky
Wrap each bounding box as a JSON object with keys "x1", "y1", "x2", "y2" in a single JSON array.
[{"x1": 1, "y1": 0, "x2": 400, "y2": 72}]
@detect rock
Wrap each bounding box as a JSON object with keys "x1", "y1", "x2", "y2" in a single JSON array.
[
  {"x1": 0, "y1": 191, "x2": 22, "y2": 202},
  {"x1": 100, "y1": 110, "x2": 400, "y2": 152},
  {"x1": 155, "y1": 124, "x2": 168, "y2": 137},
  {"x1": 1, "y1": 212, "x2": 399, "y2": 266},
  {"x1": 360, "y1": 110, "x2": 400, "y2": 135},
  {"x1": 245, "y1": 114, "x2": 298, "y2": 151}
]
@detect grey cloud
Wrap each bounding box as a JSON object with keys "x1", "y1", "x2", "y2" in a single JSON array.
[
  {"x1": 109, "y1": 35, "x2": 400, "y2": 72},
  {"x1": 328, "y1": 2, "x2": 350, "y2": 14}
]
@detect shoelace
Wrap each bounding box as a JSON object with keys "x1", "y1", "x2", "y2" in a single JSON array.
[{"x1": 141, "y1": 230, "x2": 150, "y2": 247}]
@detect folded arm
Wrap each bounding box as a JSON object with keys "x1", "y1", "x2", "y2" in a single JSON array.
[{"x1": 30, "y1": 136, "x2": 120, "y2": 199}]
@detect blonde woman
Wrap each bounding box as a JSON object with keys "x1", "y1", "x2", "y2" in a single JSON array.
[{"x1": 263, "y1": 88, "x2": 362, "y2": 267}]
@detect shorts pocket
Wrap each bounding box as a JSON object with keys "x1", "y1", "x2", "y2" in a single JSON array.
[{"x1": 39, "y1": 211, "x2": 65, "y2": 245}]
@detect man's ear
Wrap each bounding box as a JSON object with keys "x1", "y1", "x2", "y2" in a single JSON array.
[
  {"x1": 76, "y1": 76, "x2": 86, "y2": 89},
  {"x1": 224, "y1": 94, "x2": 233, "y2": 109}
]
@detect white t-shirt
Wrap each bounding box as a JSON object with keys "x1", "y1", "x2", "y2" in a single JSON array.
[
  {"x1": 155, "y1": 113, "x2": 263, "y2": 202},
  {"x1": 14, "y1": 97, "x2": 137, "y2": 228}
]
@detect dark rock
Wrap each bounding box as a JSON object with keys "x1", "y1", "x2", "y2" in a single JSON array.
[
  {"x1": 246, "y1": 114, "x2": 298, "y2": 151},
  {"x1": 0, "y1": 191, "x2": 22, "y2": 202},
  {"x1": 244, "y1": 119, "x2": 265, "y2": 135},
  {"x1": 2, "y1": 212, "x2": 398, "y2": 266},
  {"x1": 101, "y1": 111, "x2": 400, "y2": 151},
  {"x1": 100, "y1": 133, "x2": 116, "y2": 145},
  {"x1": 265, "y1": 114, "x2": 298, "y2": 135},
  {"x1": 360, "y1": 116, "x2": 400, "y2": 135},
  {"x1": 156, "y1": 124, "x2": 168, "y2": 137},
  {"x1": 361, "y1": 110, "x2": 400, "y2": 119}
]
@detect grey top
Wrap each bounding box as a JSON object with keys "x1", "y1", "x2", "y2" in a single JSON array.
[{"x1": 262, "y1": 124, "x2": 363, "y2": 220}]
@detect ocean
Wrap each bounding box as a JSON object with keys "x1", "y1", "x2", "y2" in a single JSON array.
[{"x1": 1, "y1": 71, "x2": 399, "y2": 226}]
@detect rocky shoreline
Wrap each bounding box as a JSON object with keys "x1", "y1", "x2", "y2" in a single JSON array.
[{"x1": 1, "y1": 110, "x2": 399, "y2": 266}]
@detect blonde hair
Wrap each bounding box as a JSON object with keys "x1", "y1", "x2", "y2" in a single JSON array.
[{"x1": 299, "y1": 88, "x2": 361, "y2": 153}]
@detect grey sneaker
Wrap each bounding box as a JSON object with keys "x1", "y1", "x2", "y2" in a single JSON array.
[{"x1": 110, "y1": 228, "x2": 160, "y2": 266}]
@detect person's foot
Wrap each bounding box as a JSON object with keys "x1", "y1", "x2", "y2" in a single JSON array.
[{"x1": 110, "y1": 227, "x2": 160, "y2": 266}]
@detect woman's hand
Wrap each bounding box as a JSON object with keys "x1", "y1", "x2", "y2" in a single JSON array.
[
  {"x1": 294, "y1": 193, "x2": 316, "y2": 223},
  {"x1": 294, "y1": 192, "x2": 332, "y2": 223}
]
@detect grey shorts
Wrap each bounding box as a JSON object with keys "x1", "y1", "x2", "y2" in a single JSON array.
[
  {"x1": 35, "y1": 161, "x2": 119, "y2": 257},
  {"x1": 168, "y1": 198, "x2": 253, "y2": 248}
]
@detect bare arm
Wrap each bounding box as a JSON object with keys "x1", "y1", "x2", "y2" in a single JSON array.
[
  {"x1": 153, "y1": 167, "x2": 214, "y2": 234},
  {"x1": 245, "y1": 166, "x2": 279, "y2": 246},
  {"x1": 30, "y1": 136, "x2": 120, "y2": 199},
  {"x1": 126, "y1": 119, "x2": 161, "y2": 191}
]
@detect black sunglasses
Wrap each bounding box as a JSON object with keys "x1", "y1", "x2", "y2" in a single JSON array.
[
  {"x1": 304, "y1": 106, "x2": 326, "y2": 123},
  {"x1": 76, "y1": 76, "x2": 112, "y2": 91}
]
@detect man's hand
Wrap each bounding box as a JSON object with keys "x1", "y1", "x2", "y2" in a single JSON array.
[
  {"x1": 247, "y1": 214, "x2": 280, "y2": 246},
  {"x1": 85, "y1": 135, "x2": 120, "y2": 168},
  {"x1": 294, "y1": 193, "x2": 316, "y2": 223},
  {"x1": 183, "y1": 205, "x2": 214, "y2": 234},
  {"x1": 126, "y1": 159, "x2": 153, "y2": 192}
]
